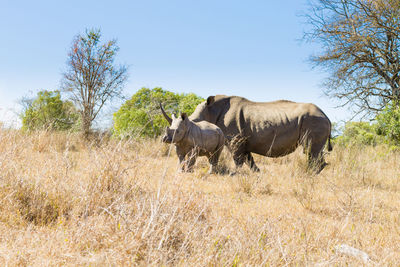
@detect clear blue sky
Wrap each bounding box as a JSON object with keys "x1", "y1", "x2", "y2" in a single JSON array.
[{"x1": 0, "y1": 0, "x2": 350, "y2": 128}]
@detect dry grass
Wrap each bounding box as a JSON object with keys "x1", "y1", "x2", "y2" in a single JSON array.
[{"x1": 0, "y1": 129, "x2": 399, "y2": 265}]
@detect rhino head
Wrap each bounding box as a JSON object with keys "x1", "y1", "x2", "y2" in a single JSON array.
[
  {"x1": 160, "y1": 103, "x2": 188, "y2": 143},
  {"x1": 189, "y1": 96, "x2": 216, "y2": 123},
  {"x1": 162, "y1": 113, "x2": 188, "y2": 143}
]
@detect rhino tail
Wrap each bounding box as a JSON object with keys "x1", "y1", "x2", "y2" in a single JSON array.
[{"x1": 328, "y1": 134, "x2": 333, "y2": 151}]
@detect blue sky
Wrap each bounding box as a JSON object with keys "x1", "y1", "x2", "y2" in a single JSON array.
[{"x1": 0, "y1": 0, "x2": 350, "y2": 127}]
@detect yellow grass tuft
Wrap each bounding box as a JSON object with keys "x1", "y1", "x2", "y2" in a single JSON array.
[{"x1": 0, "y1": 129, "x2": 399, "y2": 265}]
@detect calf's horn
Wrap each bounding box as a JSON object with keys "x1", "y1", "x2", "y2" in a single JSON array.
[{"x1": 159, "y1": 103, "x2": 172, "y2": 125}]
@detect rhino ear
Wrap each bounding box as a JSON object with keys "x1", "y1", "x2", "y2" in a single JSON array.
[
  {"x1": 181, "y1": 113, "x2": 188, "y2": 120},
  {"x1": 207, "y1": 96, "x2": 215, "y2": 106}
]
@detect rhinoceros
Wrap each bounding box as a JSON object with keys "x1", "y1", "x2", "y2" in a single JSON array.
[
  {"x1": 160, "y1": 104, "x2": 225, "y2": 173},
  {"x1": 187, "y1": 95, "x2": 332, "y2": 173}
]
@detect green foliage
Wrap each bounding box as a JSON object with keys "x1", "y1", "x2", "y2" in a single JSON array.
[
  {"x1": 333, "y1": 102, "x2": 400, "y2": 147},
  {"x1": 21, "y1": 90, "x2": 79, "y2": 131},
  {"x1": 334, "y1": 121, "x2": 385, "y2": 146},
  {"x1": 375, "y1": 103, "x2": 400, "y2": 145},
  {"x1": 113, "y1": 87, "x2": 204, "y2": 138}
]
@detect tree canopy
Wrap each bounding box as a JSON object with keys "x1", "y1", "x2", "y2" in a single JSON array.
[
  {"x1": 21, "y1": 90, "x2": 79, "y2": 131},
  {"x1": 305, "y1": 0, "x2": 400, "y2": 115},
  {"x1": 61, "y1": 28, "x2": 128, "y2": 137},
  {"x1": 113, "y1": 87, "x2": 204, "y2": 138}
]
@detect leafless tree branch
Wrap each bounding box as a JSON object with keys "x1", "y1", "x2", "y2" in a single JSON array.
[
  {"x1": 61, "y1": 29, "x2": 128, "y2": 137},
  {"x1": 304, "y1": 0, "x2": 400, "y2": 116}
]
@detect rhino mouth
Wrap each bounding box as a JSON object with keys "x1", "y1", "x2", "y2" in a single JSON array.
[{"x1": 162, "y1": 135, "x2": 172, "y2": 143}]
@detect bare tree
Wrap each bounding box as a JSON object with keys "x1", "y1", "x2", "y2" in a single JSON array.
[
  {"x1": 304, "y1": 0, "x2": 400, "y2": 115},
  {"x1": 62, "y1": 28, "x2": 128, "y2": 137}
]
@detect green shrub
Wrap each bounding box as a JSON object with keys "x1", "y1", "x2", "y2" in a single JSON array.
[
  {"x1": 334, "y1": 121, "x2": 385, "y2": 146},
  {"x1": 376, "y1": 102, "x2": 400, "y2": 144},
  {"x1": 21, "y1": 90, "x2": 79, "y2": 131},
  {"x1": 113, "y1": 87, "x2": 204, "y2": 138}
]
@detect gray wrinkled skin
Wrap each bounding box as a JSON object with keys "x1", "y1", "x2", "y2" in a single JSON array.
[
  {"x1": 162, "y1": 113, "x2": 225, "y2": 174},
  {"x1": 189, "y1": 95, "x2": 332, "y2": 173}
]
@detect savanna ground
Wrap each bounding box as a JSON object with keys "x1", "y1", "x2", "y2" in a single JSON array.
[{"x1": 0, "y1": 129, "x2": 399, "y2": 266}]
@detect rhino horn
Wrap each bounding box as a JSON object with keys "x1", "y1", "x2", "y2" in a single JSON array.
[{"x1": 160, "y1": 103, "x2": 172, "y2": 125}]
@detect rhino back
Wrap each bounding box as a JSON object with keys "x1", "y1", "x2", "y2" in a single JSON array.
[
  {"x1": 188, "y1": 121, "x2": 224, "y2": 153},
  {"x1": 213, "y1": 97, "x2": 330, "y2": 156}
]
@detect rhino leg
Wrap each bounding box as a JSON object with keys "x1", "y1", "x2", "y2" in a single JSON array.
[
  {"x1": 177, "y1": 154, "x2": 187, "y2": 172},
  {"x1": 245, "y1": 152, "x2": 260, "y2": 172},
  {"x1": 229, "y1": 134, "x2": 246, "y2": 167},
  {"x1": 208, "y1": 148, "x2": 223, "y2": 174},
  {"x1": 301, "y1": 116, "x2": 331, "y2": 173},
  {"x1": 185, "y1": 149, "x2": 198, "y2": 172},
  {"x1": 307, "y1": 153, "x2": 326, "y2": 173},
  {"x1": 208, "y1": 158, "x2": 218, "y2": 174},
  {"x1": 177, "y1": 146, "x2": 193, "y2": 172},
  {"x1": 232, "y1": 153, "x2": 245, "y2": 167},
  {"x1": 305, "y1": 141, "x2": 327, "y2": 173},
  {"x1": 229, "y1": 134, "x2": 259, "y2": 172},
  {"x1": 231, "y1": 152, "x2": 259, "y2": 172}
]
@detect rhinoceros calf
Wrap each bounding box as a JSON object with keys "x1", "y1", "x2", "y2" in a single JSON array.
[{"x1": 160, "y1": 105, "x2": 225, "y2": 173}]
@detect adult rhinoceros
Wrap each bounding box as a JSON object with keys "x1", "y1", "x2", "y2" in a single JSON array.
[{"x1": 181, "y1": 95, "x2": 332, "y2": 173}]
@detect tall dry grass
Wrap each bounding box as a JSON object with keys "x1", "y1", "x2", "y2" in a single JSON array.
[{"x1": 0, "y1": 128, "x2": 399, "y2": 265}]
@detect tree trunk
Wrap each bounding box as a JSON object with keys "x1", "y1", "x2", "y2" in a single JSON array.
[{"x1": 81, "y1": 112, "x2": 91, "y2": 139}]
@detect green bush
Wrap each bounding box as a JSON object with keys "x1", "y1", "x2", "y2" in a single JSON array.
[
  {"x1": 334, "y1": 121, "x2": 385, "y2": 146},
  {"x1": 333, "y1": 102, "x2": 400, "y2": 146},
  {"x1": 21, "y1": 90, "x2": 79, "y2": 131},
  {"x1": 113, "y1": 87, "x2": 204, "y2": 138},
  {"x1": 375, "y1": 103, "x2": 400, "y2": 145}
]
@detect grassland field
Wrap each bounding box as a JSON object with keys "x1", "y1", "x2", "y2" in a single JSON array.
[{"x1": 0, "y1": 129, "x2": 399, "y2": 266}]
